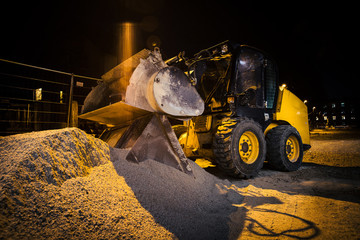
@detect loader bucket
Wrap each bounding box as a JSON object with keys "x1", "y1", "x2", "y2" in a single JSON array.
[
  {"x1": 79, "y1": 48, "x2": 204, "y2": 176},
  {"x1": 125, "y1": 48, "x2": 204, "y2": 116}
]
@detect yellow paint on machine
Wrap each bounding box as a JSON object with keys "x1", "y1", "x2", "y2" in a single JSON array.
[{"x1": 273, "y1": 87, "x2": 310, "y2": 145}]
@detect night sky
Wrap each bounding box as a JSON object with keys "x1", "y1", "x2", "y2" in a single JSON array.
[{"x1": 1, "y1": 0, "x2": 358, "y2": 104}]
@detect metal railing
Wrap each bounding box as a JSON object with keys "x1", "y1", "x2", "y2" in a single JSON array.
[{"x1": 0, "y1": 58, "x2": 101, "y2": 136}]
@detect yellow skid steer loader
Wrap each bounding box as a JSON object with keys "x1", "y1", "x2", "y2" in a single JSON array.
[{"x1": 79, "y1": 41, "x2": 310, "y2": 178}]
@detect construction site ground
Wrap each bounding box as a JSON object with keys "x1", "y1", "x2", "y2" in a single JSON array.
[
  {"x1": 206, "y1": 128, "x2": 360, "y2": 239},
  {"x1": 0, "y1": 128, "x2": 359, "y2": 239}
]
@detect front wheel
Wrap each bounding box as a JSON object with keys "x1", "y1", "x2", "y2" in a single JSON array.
[
  {"x1": 213, "y1": 118, "x2": 266, "y2": 178},
  {"x1": 266, "y1": 125, "x2": 303, "y2": 171}
]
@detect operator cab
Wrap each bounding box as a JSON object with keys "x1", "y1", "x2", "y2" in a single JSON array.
[
  {"x1": 189, "y1": 41, "x2": 279, "y2": 130},
  {"x1": 234, "y1": 46, "x2": 277, "y2": 110}
]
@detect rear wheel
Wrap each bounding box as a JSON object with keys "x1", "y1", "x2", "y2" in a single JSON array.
[
  {"x1": 266, "y1": 125, "x2": 303, "y2": 171},
  {"x1": 213, "y1": 118, "x2": 266, "y2": 178}
]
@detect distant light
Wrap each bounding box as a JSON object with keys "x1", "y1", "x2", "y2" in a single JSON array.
[
  {"x1": 304, "y1": 100, "x2": 308, "y2": 104},
  {"x1": 76, "y1": 81, "x2": 84, "y2": 87},
  {"x1": 60, "y1": 91, "x2": 63, "y2": 103},
  {"x1": 35, "y1": 88, "x2": 42, "y2": 101},
  {"x1": 280, "y1": 84, "x2": 287, "y2": 91}
]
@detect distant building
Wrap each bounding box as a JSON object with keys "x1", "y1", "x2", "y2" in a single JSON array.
[{"x1": 309, "y1": 100, "x2": 359, "y2": 129}]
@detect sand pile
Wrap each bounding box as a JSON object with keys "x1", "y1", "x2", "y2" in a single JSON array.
[{"x1": 0, "y1": 128, "x2": 243, "y2": 239}]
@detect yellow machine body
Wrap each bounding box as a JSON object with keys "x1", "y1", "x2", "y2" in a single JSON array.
[{"x1": 266, "y1": 87, "x2": 310, "y2": 146}]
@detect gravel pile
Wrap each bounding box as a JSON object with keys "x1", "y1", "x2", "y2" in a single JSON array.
[{"x1": 0, "y1": 128, "x2": 242, "y2": 239}]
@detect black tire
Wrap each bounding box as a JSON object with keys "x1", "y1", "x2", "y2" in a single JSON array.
[
  {"x1": 266, "y1": 125, "x2": 303, "y2": 171},
  {"x1": 213, "y1": 118, "x2": 266, "y2": 178}
]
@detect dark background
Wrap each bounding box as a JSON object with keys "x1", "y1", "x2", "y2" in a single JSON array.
[{"x1": 1, "y1": 0, "x2": 358, "y2": 105}]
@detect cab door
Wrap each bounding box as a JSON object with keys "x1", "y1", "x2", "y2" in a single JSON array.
[
  {"x1": 234, "y1": 46, "x2": 265, "y2": 108},
  {"x1": 233, "y1": 46, "x2": 278, "y2": 130}
]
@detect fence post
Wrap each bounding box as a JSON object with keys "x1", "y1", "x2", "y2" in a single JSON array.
[{"x1": 67, "y1": 74, "x2": 74, "y2": 127}]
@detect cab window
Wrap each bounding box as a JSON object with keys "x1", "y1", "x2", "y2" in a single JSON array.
[
  {"x1": 264, "y1": 59, "x2": 277, "y2": 109},
  {"x1": 235, "y1": 48, "x2": 264, "y2": 108}
]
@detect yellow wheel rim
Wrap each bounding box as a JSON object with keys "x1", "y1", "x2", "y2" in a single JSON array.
[
  {"x1": 238, "y1": 131, "x2": 259, "y2": 164},
  {"x1": 286, "y1": 135, "x2": 300, "y2": 162}
]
